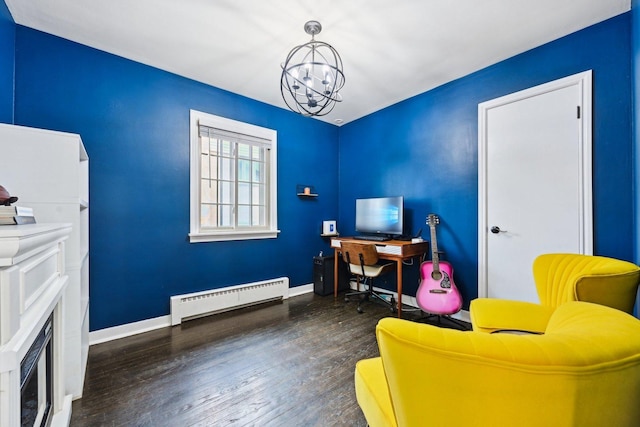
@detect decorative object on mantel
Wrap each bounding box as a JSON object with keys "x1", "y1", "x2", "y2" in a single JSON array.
[
  {"x1": 0, "y1": 186, "x2": 35, "y2": 225},
  {"x1": 296, "y1": 184, "x2": 318, "y2": 197},
  {"x1": 280, "y1": 20, "x2": 345, "y2": 117},
  {"x1": 0, "y1": 184, "x2": 18, "y2": 205},
  {"x1": 0, "y1": 215, "x2": 36, "y2": 225},
  {"x1": 0, "y1": 205, "x2": 36, "y2": 225}
]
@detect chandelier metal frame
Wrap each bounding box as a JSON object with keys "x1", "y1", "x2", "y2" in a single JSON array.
[{"x1": 280, "y1": 21, "x2": 345, "y2": 117}]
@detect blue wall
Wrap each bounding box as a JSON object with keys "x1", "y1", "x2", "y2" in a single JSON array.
[
  {"x1": 8, "y1": 10, "x2": 637, "y2": 328},
  {"x1": 339, "y1": 14, "x2": 634, "y2": 307},
  {"x1": 633, "y1": 1, "x2": 640, "y2": 267},
  {"x1": 0, "y1": 0, "x2": 14, "y2": 123},
  {"x1": 632, "y1": 0, "x2": 640, "y2": 315},
  {"x1": 14, "y1": 27, "x2": 339, "y2": 330}
]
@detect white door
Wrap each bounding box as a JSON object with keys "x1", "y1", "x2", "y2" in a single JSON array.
[{"x1": 478, "y1": 71, "x2": 593, "y2": 302}]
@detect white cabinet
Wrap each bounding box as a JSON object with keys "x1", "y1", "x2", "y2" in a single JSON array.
[{"x1": 0, "y1": 124, "x2": 89, "y2": 399}]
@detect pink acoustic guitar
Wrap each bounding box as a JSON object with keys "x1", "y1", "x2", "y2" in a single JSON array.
[{"x1": 416, "y1": 214, "x2": 463, "y2": 315}]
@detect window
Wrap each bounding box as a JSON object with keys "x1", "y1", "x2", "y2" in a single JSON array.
[{"x1": 189, "y1": 110, "x2": 278, "y2": 242}]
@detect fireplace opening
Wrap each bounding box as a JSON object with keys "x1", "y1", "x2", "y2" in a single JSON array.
[{"x1": 20, "y1": 315, "x2": 53, "y2": 427}]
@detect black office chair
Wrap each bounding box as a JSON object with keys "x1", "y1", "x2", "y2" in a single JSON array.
[{"x1": 341, "y1": 241, "x2": 396, "y2": 314}]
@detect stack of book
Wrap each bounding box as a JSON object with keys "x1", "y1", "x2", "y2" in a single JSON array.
[{"x1": 0, "y1": 205, "x2": 36, "y2": 225}]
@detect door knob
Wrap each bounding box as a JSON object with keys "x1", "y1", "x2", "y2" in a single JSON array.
[{"x1": 490, "y1": 226, "x2": 506, "y2": 234}]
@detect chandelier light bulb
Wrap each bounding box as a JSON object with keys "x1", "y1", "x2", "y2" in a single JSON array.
[
  {"x1": 291, "y1": 69, "x2": 300, "y2": 90},
  {"x1": 322, "y1": 65, "x2": 331, "y2": 85}
]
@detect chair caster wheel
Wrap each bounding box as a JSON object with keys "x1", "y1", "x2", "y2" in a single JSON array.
[
  {"x1": 357, "y1": 307, "x2": 364, "y2": 314},
  {"x1": 344, "y1": 297, "x2": 350, "y2": 303}
]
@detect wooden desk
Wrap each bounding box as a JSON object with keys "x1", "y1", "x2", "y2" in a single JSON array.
[{"x1": 331, "y1": 237, "x2": 429, "y2": 317}]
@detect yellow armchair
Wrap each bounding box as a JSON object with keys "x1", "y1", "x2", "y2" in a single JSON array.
[
  {"x1": 470, "y1": 253, "x2": 640, "y2": 334},
  {"x1": 355, "y1": 302, "x2": 640, "y2": 427}
]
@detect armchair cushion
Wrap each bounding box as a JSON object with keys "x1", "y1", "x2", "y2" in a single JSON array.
[{"x1": 356, "y1": 302, "x2": 640, "y2": 427}]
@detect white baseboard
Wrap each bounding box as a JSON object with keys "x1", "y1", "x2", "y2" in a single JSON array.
[
  {"x1": 50, "y1": 394, "x2": 72, "y2": 427},
  {"x1": 290, "y1": 281, "x2": 471, "y2": 322},
  {"x1": 89, "y1": 315, "x2": 172, "y2": 345},
  {"x1": 89, "y1": 283, "x2": 470, "y2": 346},
  {"x1": 89, "y1": 286, "x2": 315, "y2": 345},
  {"x1": 289, "y1": 283, "x2": 314, "y2": 297},
  {"x1": 349, "y1": 281, "x2": 471, "y2": 323}
]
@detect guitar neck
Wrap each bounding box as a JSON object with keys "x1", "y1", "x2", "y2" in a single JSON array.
[{"x1": 429, "y1": 224, "x2": 439, "y2": 269}]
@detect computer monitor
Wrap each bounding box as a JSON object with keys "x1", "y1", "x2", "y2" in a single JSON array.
[{"x1": 355, "y1": 196, "x2": 404, "y2": 237}]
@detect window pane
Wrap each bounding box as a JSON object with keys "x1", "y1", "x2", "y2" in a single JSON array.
[
  {"x1": 251, "y1": 145, "x2": 264, "y2": 160},
  {"x1": 200, "y1": 153, "x2": 209, "y2": 178},
  {"x1": 209, "y1": 139, "x2": 219, "y2": 156},
  {"x1": 252, "y1": 162, "x2": 263, "y2": 183},
  {"x1": 220, "y1": 140, "x2": 232, "y2": 156},
  {"x1": 238, "y1": 142, "x2": 251, "y2": 159},
  {"x1": 237, "y1": 205, "x2": 250, "y2": 226},
  {"x1": 252, "y1": 183, "x2": 264, "y2": 205},
  {"x1": 209, "y1": 155, "x2": 218, "y2": 179},
  {"x1": 201, "y1": 204, "x2": 217, "y2": 227},
  {"x1": 238, "y1": 182, "x2": 250, "y2": 204},
  {"x1": 219, "y1": 204, "x2": 233, "y2": 227},
  {"x1": 201, "y1": 179, "x2": 217, "y2": 203},
  {"x1": 252, "y1": 205, "x2": 265, "y2": 226},
  {"x1": 219, "y1": 181, "x2": 233, "y2": 204},
  {"x1": 220, "y1": 156, "x2": 233, "y2": 180},
  {"x1": 238, "y1": 159, "x2": 250, "y2": 182}
]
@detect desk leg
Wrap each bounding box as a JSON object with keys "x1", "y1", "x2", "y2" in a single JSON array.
[
  {"x1": 396, "y1": 259, "x2": 403, "y2": 318},
  {"x1": 334, "y1": 248, "x2": 340, "y2": 298}
]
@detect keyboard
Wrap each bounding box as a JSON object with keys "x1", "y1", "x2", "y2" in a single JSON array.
[{"x1": 353, "y1": 235, "x2": 391, "y2": 242}]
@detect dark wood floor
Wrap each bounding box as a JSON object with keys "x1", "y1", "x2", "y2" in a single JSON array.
[{"x1": 70, "y1": 292, "x2": 468, "y2": 427}]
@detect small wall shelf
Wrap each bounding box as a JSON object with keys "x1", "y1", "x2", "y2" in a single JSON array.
[{"x1": 296, "y1": 184, "x2": 318, "y2": 197}]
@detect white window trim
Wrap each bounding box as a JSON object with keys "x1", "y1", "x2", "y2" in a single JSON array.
[{"x1": 189, "y1": 109, "x2": 279, "y2": 242}]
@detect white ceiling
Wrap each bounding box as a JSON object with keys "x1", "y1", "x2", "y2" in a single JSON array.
[{"x1": 6, "y1": 0, "x2": 631, "y2": 125}]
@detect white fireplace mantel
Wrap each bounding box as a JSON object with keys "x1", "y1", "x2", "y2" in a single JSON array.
[
  {"x1": 0, "y1": 224, "x2": 72, "y2": 266},
  {"x1": 0, "y1": 223, "x2": 73, "y2": 427}
]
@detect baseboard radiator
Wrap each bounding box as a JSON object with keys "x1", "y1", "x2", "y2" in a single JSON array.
[{"x1": 170, "y1": 277, "x2": 290, "y2": 326}]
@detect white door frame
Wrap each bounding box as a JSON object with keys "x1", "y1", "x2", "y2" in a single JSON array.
[{"x1": 477, "y1": 70, "x2": 593, "y2": 298}]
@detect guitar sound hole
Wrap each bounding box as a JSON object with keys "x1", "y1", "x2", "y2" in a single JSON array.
[{"x1": 431, "y1": 271, "x2": 442, "y2": 281}]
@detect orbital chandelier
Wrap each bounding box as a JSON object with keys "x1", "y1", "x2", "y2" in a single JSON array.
[{"x1": 280, "y1": 20, "x2": 345, "y2": 117}]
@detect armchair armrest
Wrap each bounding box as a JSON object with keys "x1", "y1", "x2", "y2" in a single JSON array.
[
  {"x1": 469, "y1": 297, "x2": 554, "y2": 333},
  {"x1": 354, "y1": 357, "x2": 397, "y2": 427}
]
